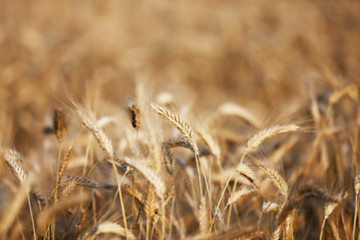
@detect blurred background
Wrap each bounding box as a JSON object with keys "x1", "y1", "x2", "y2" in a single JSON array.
[{"x1": 0, "y1": 0, "x2": 359, "y2": 154}]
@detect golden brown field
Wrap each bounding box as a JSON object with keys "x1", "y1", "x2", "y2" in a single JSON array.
[{"x1": 1, "y1": 0, "x2": 360, "y2": 239}]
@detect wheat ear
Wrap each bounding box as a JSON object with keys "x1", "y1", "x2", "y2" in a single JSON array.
[
  {"x1": 151, "y1": 103, "x2": 198, "y2": 154},
  {"x1": 236, "y1": 163, "x2": 259, "y2": 188},
  {"x1": 54, "y1": 108, "x2": 66, "y2": 142},
  {"x1": 58, "y1": 146, "x2": 73, "y2": 183},
  {"x1": 76, "y1": 209, "x2": 86, "y2": 238},
  {"x1": 320, "y1": 202, "x2": 338, "y2": 240},
  {"x1": 128, "y1": 102, "x2": 141, "y2": 130},
  {"x1": 76, "y1": 110, "x2": 114, "y2": 159},
  {"x1": 151, "y1": 103, "x2": 210, "y2": 198},
  {"x1": 4, "y1": 150, "x2": 27, "y2": 184},
  {"x1": 145, "y1": 184, "x2": 157, "y2": 240},
  {"x1": 87, "y1": 221, "x2": 136, "y2": 240},
  {"x1": 253, "y1": 160, "x2": 288, "y2": 197},
  {"x1": 216, "y1": 102, "x2": 262, "y2": 128},
  {"x1": 226, "y1": 185, "x2": 257, "y2": 208},
  {"x1": 246, "y1": 124, "x2": 300, "y2": 150},
  {"x1": 198, "y1": 196, "x2": 208, "y2": 234},
  {"x1": 118, "y1": 156, "x2": 165, "y2": 197},
  {"x1": 60, "y1": 175, "x2": 101, "y2": 189}
]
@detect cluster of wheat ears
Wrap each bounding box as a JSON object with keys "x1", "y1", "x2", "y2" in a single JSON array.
[{"x1": 0, "y1": 81, "x2": 359, "y2": 240}]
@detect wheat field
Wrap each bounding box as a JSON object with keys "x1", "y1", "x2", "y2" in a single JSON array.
[{"x1": 1, "y1": 0, "x2": 360, "y2": 239}]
